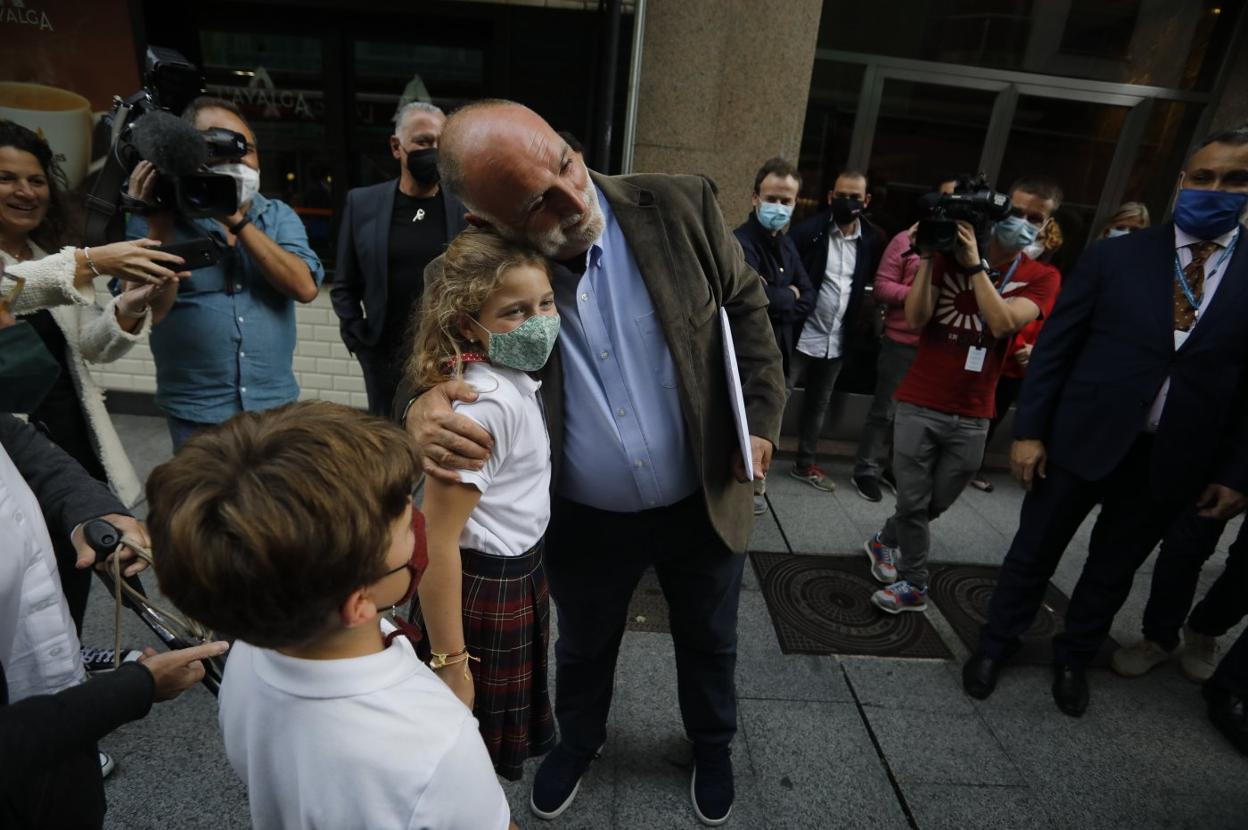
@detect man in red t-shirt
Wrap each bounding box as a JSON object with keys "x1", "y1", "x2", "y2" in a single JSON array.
[{"x1": 864, "y1": 177, "x2": 1063, "y2": 613}]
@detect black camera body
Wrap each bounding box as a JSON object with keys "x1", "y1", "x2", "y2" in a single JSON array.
[
  {"x1": 915, "y1": 175, "x2": 1012, "y2": 255},
  {"x1": 84, "y1": 47, "x2": 245, "y2": 245}
]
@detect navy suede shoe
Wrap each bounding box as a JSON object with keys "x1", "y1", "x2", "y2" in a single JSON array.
[
  {"x1": 691, "y1": 744, "x2": 734, "y2": 826},
  {"x1": 530, "y1": 743, "x2": 600, "y2": 820}
]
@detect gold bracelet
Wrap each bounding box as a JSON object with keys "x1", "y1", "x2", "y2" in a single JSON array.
[{"x1": 429, "y1": 648, "x2": 480, "y2": 671}]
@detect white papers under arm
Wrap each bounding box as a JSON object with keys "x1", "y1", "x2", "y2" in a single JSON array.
[{"x1": 719, "y1": 307, "x2": 756, "y2": 481}]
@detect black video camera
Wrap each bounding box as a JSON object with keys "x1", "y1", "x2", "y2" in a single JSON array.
[
  {"x1": 84, "y1": 47, "x2": 245, "y2": 245},
  {"x1": 915, "y1": 174, "x2": 1011, "y2": 255}
]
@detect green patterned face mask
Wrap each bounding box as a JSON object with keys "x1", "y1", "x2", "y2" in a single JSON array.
[{"x1": 472, "y1": 313, "x2": 561, "y2": 372}]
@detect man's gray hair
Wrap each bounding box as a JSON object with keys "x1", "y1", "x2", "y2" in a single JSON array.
[{"x1": 392, "y1": 101, "x2": 445, "y2": 134}]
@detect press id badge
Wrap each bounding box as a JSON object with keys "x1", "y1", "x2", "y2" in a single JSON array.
[{"x1": 964, "y1": 346, "x2": 987, "y2": 373}]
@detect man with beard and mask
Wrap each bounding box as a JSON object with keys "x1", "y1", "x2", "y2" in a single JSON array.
[
  {"x1": 331, "y1": 102, "x2": 467, "y2": 416},
  {"x1": 732, "y1": 157, "x2": 814, "y2": 515},
  {"x1": 965, "y1": 126, "x2": 1248, "y2": 720},
  {"x1": 127, "y1": 97, "x2": 324, "y2": 449},
  {"x1": 787, "y1": 170, "x2": 884, "y2": 493},
  {"x1": 396, "y1": 100, "x2": 785, "y2": 826},
  {"x1": 862, "y1": 177, "x2": 1060, "y2": 616}
]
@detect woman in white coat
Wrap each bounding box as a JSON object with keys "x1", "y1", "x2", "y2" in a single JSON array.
[{"x1": 0, "y1": 120, "x2": 187, "y2": 634}]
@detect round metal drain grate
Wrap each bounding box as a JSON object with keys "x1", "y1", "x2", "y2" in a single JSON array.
[
  {"x1": 926, "y1": 563, "x2": 1117, "y2": 667},
  {"x1": 750, "y1": 552, "x2": 950, "y2": 658},
  {"x1": 928, "y1": 565, "x2": 1060, "y2": 640}
]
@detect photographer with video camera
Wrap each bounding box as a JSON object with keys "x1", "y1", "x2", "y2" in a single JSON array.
[
  {"x1": 862, "y1": 175, "x2": 1060, "y2": 615},
  {"x1": 127, "y1": 97, "x2": 324, "y2": 449}
]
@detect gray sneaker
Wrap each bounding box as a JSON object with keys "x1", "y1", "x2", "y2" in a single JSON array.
[
  {"x1": 790, "y1": 464, "x2": 836, "y2": 493},
  {"x1": 1179, "y1": 625, "x2": 1219, "y2": 683},
  {"x1": 752, "y1": 495, "x2": 767, "y2": 516},
  {"x1": 1110, "y1": 638, "x2": 1173, "y2": 678}
]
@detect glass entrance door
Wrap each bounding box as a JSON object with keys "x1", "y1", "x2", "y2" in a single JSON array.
[
  {"x1": 997, "y1": 93, "x2": 1131, "y2": 264},
  {"x1": 863, "y1": 75, "x2": 1000, "y2": 237}
]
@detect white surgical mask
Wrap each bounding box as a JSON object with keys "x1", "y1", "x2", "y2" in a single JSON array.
[{"x1": 212, "y1": 162, "x2": 260, "y2": 211}]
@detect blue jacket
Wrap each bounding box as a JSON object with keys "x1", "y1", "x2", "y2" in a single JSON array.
[
  {"x1": 1014, "y1": 222, "x2": 1248, "y2": 498},
  {"x1": 732, "y1": 212, "x2": 814, "y2": 362}
]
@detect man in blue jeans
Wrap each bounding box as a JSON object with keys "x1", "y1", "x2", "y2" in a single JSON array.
[{"x1": 127, "y1": 96, "x2": 323, "y2": 448}]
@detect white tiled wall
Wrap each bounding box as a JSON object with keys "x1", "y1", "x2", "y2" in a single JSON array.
[{"x1": 97, "y1": 288, "x2": 370, "y2": 410}]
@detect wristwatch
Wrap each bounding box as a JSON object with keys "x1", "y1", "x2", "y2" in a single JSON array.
[
  {"x1": 228, "y1": 216, "x2": 251, "y2": 235},
  {"x1": 959, "y1": 258, "x2": 989, "y2": 277}
]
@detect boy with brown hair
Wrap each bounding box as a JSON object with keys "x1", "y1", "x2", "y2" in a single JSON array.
[{"x1": 146, "y1": 401, "x2": 514, "y2": 830}]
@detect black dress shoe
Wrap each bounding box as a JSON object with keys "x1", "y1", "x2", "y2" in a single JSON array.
[
  {"x1": 1052, "y1": 663, "x2": 1089, "y2": 717},
  {"x1": 1203, "y1": 685, "x2": 1248, "y2": 756},
  {"x1": 962, "y1": 652, "x2": 1004, "y2": 700}
]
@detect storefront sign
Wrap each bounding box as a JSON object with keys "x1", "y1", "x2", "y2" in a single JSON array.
[
  {"x1": 0, "y1": 1, "x2": 54, "y2": 32},
  {"x1": 207, "y1": 67, "x2": 316, "y2": 120}
]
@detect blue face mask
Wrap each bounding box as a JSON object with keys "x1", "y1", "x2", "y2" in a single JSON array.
[
  {"x1": 993, "y1": 214, "x2": 1042, "y2": 251},
  {"x1": 1105, "y1": 227, "x2": 1131, "y2": 238},
  {"x1": 756, "y1": 202, "x2": 793, "y2": 232},
  {"x1": 1173, "y1": 188, "x2": 1248, "y2": 240}
]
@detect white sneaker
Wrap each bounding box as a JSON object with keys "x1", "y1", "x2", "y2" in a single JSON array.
[
  {"x1": 1110, "y1": 638, "x2": 1173, "y2": 678},
  {"x1": 100, "y1": 751, "x2": 116, "y2": 779},
  {"x1": 1179, "y1": 625, "x2": 1219, "y2": 683}
]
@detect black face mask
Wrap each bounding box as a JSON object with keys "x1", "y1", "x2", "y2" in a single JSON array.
[
  {"x1": 405, "y1": 147, "x2": 440, "y2": 186},
  {"x1": 830, "y1": 196, "x2": 864, "y2": 226}
]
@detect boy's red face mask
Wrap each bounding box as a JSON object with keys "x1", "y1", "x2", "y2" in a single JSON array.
[{"x1": 381, "y1": 507, "x2": 428, "y2": 648}]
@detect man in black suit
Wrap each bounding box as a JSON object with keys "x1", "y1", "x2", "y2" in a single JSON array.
[
  {"x1": 787, "y1": 169, "x2": 885, "y2": 493},
  {"x1": 965, "y1": 125, "x2": 1248, "y2": 718},
  {"x1": 331, "y1": 101, "x2": 468, "y2": 416}
]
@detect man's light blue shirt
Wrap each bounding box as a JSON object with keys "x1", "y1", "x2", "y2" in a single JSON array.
[
  {"x1": 127, "y1": 193, "x2": 324, "y2": 424},
  {"x1": 552, "y1": 187, "x2": 698, "y2": 512}
]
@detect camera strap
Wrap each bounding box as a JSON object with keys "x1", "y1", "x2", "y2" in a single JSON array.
[
  {"x1": 973, "y1": 254, "x2": 1022, "y2": 348},
  {"x1": 993, "y1": 254, "x2": 1022, "y2": 296},
  {"x1": 83, "y1": 101, "x2": 138, "y2": 246}
]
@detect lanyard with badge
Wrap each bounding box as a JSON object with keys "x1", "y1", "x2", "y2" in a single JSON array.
[
  {"x1": 966, "y1": 255, "x2": 1021, "y2": 373},
  {"x1": 1172, "y1": 230, "x2": 1239, "y2": 349}
]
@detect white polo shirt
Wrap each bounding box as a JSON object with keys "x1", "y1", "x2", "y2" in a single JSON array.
[
  {"x1": 218, "y1": 630, "x2": 510, "y2": 830},
  {"x1": 453, "y1": 362, "x2": 551, "y2": 557}
]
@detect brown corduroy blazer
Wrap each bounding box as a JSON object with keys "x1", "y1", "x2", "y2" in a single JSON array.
[{"x1": 398, "y1": 171, "x2": 786, "y2": 554}]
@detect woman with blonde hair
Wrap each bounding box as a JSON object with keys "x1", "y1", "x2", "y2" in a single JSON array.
[
  {"x1": 1099, "y1": 201, "x2": 1151, "y2": 238},
  {"x1": 408, "y1": 226, "x2": 558, "y2": 783}
]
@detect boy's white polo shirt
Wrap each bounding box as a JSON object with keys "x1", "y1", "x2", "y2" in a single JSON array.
[
  {"x1": 218, "y1": 629, "x2": 510, "y2": 830},
  {"x1": 453, "y1": 361, "x2": 551, "y2": 556}
]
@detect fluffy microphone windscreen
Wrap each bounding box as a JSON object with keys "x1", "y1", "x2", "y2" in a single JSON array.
[{"x1": 130, "y1": 110, "x2": 207, "y2": 176}]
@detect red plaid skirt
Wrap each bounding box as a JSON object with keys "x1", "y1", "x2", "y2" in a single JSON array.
[{"x1": 417, "y1": 540, "x2": 556, "y2": 780}]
